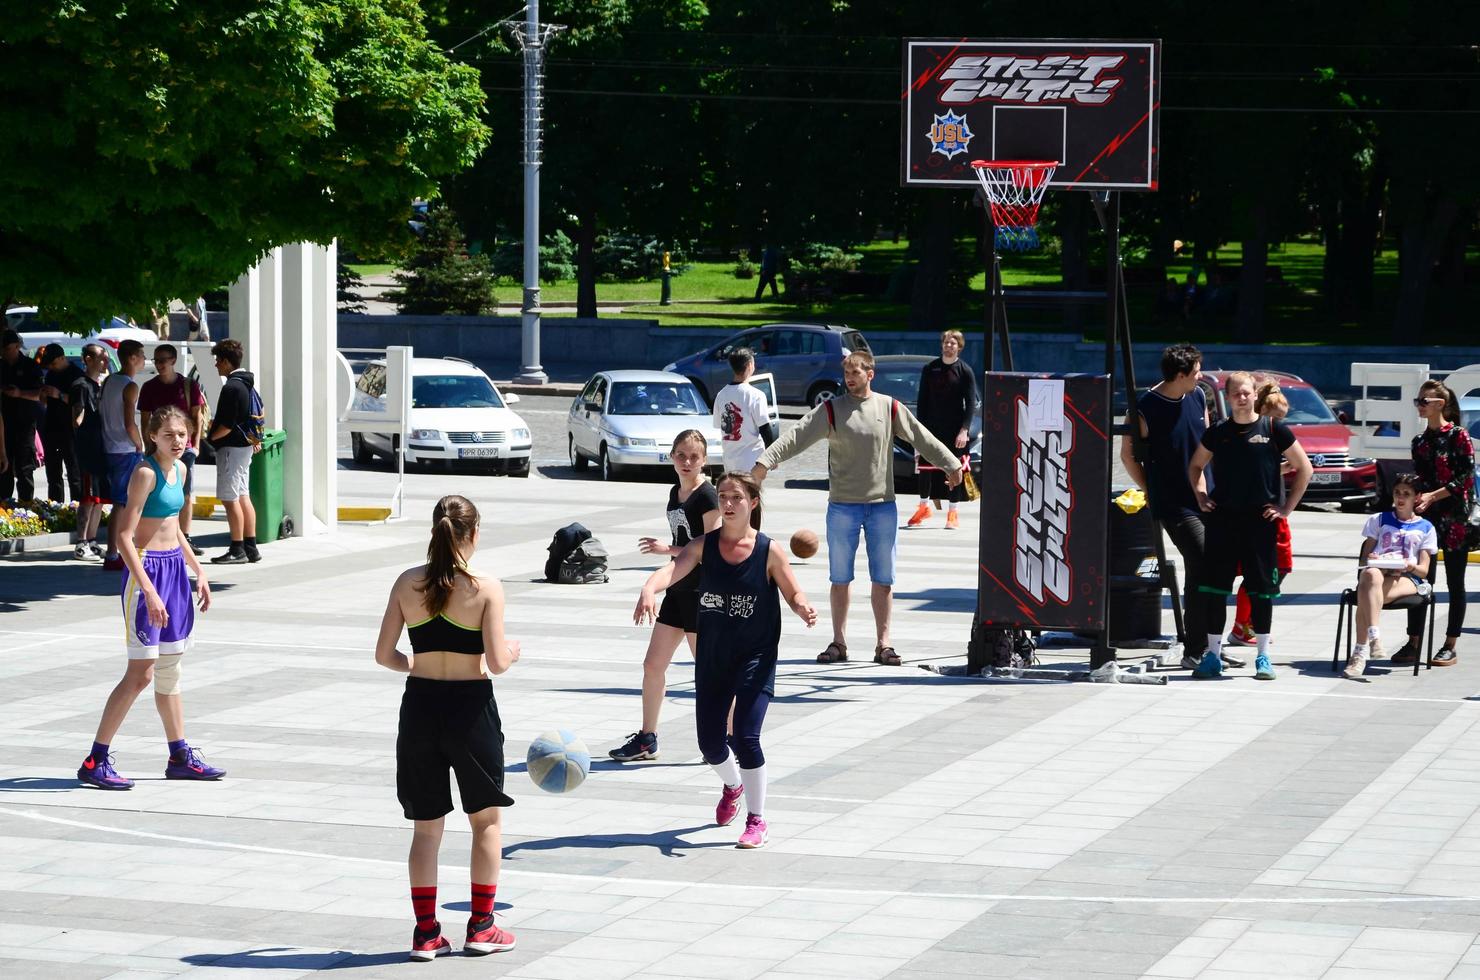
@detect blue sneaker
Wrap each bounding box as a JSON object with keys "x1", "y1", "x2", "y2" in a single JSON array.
[
  {"x1": 1254, "y1": 654, "x2": 1276, "y2": 681},
  {"x1": 78, "y1": 754, "x2": 134, "y2": 790},
  {"x1": 165, "y1": 746, "x2": 226, "y2": 780},
  {"x1": 1191, "y1": 651, "x2": 1223, "y2": 679}
]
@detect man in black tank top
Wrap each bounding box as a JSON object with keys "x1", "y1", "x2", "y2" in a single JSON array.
[{"x1": 1119, "y1": 344, "x2": 1222, "y2": 667}]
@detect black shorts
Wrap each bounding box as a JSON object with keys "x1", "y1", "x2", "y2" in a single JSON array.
[
  {"x1": 1204, "y1": 507, "x2": 1282, "y2": 599},
  {"x1": 396, "y1": 676, "x2": 514, "y2": 820},
  {"x1": 657, "y1": 588, "x2": 699, "y2": 633}
]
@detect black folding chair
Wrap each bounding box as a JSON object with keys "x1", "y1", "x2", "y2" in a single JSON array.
[{"x1": 1331, "y1": 586, "x2": 1436, "y2": 677}]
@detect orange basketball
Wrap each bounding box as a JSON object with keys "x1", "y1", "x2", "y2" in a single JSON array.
[{"x1": 790, "y1": 529, "x2": 819, "y2": 559}]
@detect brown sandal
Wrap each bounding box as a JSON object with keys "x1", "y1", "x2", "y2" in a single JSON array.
[
  {"x1": 817, "y1": 641, "x2": 848, "y2": 664},
  {"x1": 874, "y1": 645, "x2": 902, "y2": 666}
]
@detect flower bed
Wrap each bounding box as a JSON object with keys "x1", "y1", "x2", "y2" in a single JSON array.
[{"x1": 0, "y1": 500, "x2": 101, "y2": 540}]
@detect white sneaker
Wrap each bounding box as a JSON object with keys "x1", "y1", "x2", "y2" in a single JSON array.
[
  {"x1": 74, "y1": 544, "x2": 101, "y2": 562},
  {"x1": 1343, "y1": 648, "x2": 1369, "y2": 680}
]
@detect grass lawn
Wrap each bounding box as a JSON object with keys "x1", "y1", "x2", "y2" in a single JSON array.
[{"x1": 346, "y1": 263, "x2": 398, "y2": 278}]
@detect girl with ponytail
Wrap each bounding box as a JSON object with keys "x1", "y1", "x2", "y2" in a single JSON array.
[{"x1": 375, "y1": 494, "x2": 520, "y2": 961}]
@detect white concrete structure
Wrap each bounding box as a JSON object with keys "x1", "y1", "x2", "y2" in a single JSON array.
[{"x1": 227, "y1": 242, "x2": 339, "y2": 537}]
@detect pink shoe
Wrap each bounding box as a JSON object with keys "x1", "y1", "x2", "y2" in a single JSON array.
[
  {"x1": 409, "y1": 927, "x2": 451, "y2": 962},
  {"x1": 715, "y1": 783, "x2": 743, "y2": 827},
  {"x1": 464, "y1": 915, "x2": 515, "y2": 955},
  {"x1": 737, "y1": 814, "x2": 769, "y2": 849}
]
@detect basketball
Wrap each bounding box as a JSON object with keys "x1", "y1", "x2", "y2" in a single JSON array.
[
  {"x1": 790, "y1": 529, "x2": 819, "y2": 559},
  {"x1": 526, "y1": 729, "x2": 591, "y2": 794}
]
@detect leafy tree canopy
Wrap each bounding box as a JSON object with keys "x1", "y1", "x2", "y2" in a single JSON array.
[{"x1": 1, "y1": 0, "x2": 490, "y2": 329}]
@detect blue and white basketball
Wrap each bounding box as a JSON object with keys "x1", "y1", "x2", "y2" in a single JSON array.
[{"x1": 526, "y1": 729, "x2": 591, "y2": 793}]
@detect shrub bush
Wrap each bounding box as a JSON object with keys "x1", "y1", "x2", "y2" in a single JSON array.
[
  {"x1": 489, "y1": 229, "x2": 576, "y2": 284},
  {"x1": 594, "y1": 233, "x2": 689, "y2": 281},
  {"x1": 733, "y1": 250, "x2": 756, "y2": 279},
  {"x1": 788, "y1": 243, "x2": 863, "y2": 281},
  {"x1": 392, "y1": 206, "x2": 497, "y2": 315}
]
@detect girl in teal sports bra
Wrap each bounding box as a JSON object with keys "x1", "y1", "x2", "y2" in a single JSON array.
[{"x1": 375, "y1": 494, "x2": 521, "y2": 961}]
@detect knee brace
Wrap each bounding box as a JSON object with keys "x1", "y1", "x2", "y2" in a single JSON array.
[{"x1": 153, "y1": 654, "x2": 183, "y2": 696}]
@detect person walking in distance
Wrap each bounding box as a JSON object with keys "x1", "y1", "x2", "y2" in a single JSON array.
[
  {"x1": 753, "y1": 351, "x2": 961, "y2": 666},
  {"x1": 139, "y1": 344, "x2": 210, "y2": 556},
  {"x1": 206, "y1": 340, "x2": 260, "y2": 564},
  {"x1": 753, "y1": 245, "x2": 781, "y2": 300},
  {"x1": 609, "y1": 430, "x2": 721, "y2": 762},
  {"x1": 38, "y1": 343, "x2": 84, "y2": 503},
  {"x1": 712, "y1": 348, "x2": 778, "y2": 475},
  {"x1": 186, "y1": 296, "x2": 210, "y2": 341},
  {"x1": 374, "y1": 495, "x2": 519, "y2": 960},
  {"x1": 1187, "y1": 371, "x2": 1313, "y2": 680},
  {"x1": 1343, "y1": 474, "x2": 1436, "y2": 679},
  {"x1": 77, "y1": 406, "x2": 221, "y2": 790},
  {"x1": 71, "y1": 344, "x2": 111, "y2": 560},
  {"x1": 1393, "y1": 380, "x2": 1475, "y2": 667},
  {"x1": 0, "y1": 328, "x2": 44, "y2": 501},
  {"x1": 907, "y1": 329, "x2": 978, "y2": 530},
  {"x1": 635, "y1": 472, "x2": 816, "y2": 848},
  {"x1": 99, "y1": 340, "x2": 148, "y2": 569},
  {"x1": 1120, "y1": 344, "x2": 1233, "y2": 669}
]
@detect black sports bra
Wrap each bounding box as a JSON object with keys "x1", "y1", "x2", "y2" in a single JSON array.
[{"x1": 407, "y1": 612, "x2": 484, "y2": 655}]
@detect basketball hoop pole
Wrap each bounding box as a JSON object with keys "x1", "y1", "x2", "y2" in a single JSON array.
[{"x1": 978, "y1": 190, "x2": 1013, "y2": 371}]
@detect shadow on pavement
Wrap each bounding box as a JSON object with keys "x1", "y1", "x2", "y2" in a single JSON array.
[
  {"x1": 182, "y1": 949, "x2": 405, "y2": 970},
  {"x1": 503, "y1": 823, "x2": 728, "y2": 859}
]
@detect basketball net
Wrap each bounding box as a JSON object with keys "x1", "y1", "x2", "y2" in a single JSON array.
[{"x1": 970, "y1": 160, "x2": 1057, "y2": 251}]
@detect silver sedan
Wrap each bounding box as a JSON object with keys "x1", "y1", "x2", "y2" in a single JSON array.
[{"x1": 567, "y1": 370, "x2": 723, "y2": 481}]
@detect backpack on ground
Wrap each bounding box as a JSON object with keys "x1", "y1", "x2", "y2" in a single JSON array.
[
  {"x1": 558, "y1": 538, "x2": 609, "y2": 585},
  {"x1": 546, "y1": 522, "x2": 592, "y2": 582}
]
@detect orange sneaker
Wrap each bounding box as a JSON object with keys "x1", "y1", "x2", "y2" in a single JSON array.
[
  {"x1": 945, "y1": 510, "x2": 960, "y2": 530},
  {"x1": 907, "y1": 502, "x2": 932, "y2": 527}
]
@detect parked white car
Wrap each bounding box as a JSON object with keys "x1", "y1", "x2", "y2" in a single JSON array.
[
  {"x1": 352, "y1": 356, "x2": 532, "y2": 476},
  {"x1": 567, "y1": 370, "x2": 722, "y2": 480},
  {"x1": 10, "y1": 308, "x2": 159, "y2": 351}
]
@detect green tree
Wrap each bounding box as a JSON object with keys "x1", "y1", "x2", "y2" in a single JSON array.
[
  {"x1": 0, "y1": 0, "x2": 490, "y2": 329},
  {"x1": 392, "y1": 205, "x2": 496, "y2": 314}
]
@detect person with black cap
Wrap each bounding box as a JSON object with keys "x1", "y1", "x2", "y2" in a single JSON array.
[
  {"x1": 38, "y1": 343, "x2": 84, "y2": 503},
  {"x1": 0, "y1": 328, "x2": 44, "y2": 501}
]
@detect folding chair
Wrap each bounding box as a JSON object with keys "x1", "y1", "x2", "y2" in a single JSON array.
[{"x1": 1331, "y1": 586, "x2": 1436, "y2": 677}]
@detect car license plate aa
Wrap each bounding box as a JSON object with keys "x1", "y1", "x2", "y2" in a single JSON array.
[
  {"x1": 657, "y1": 452, "x2": 669, "y2": 463},
  {"x1": 1310, "y1": 472, "x2": 1341, "y2": 484},
  {"x1": 459, "y1": 447, "x2": 500, "y2": 459}
]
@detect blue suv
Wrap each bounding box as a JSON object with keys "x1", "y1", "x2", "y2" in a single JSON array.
[{"x1": 664, "y1": 323, "x2": 870, "y2": 407}]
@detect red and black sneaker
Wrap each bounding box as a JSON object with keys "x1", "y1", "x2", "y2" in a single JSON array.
[
  {"x1": 409, "y1": 926, "x2": 451, "y2": 962},
  {"x1": 464, "y1": 915, "x2": 516, "y2": 955}
]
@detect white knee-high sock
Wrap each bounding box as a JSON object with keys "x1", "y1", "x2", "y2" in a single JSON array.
[
  {"x1": 711, "y1": 750, "x2": 741, "y2": 789},
  {"x1": 1256, "y1": 634, "x2": 1270, "y2": 656},
  {"x1": 740, "y1": 764, "x2": 767, "y2": 818},
  {"x1": 1206, "y1": 634, "x2": 1223, "y2": 657}
]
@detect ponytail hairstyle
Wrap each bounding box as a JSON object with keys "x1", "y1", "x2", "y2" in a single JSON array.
[
  {"x1": 1419, "y1": 379, "x2": 1461, "y2": 424},
  {"x1": 718, "y1": 470, "x2": 764, "y2": 530},
  {"x1": 1254, "y1": 380, "x2": 1287, "y2": 418},
  {"x1": 672, "y1": 428, "x2": 708, "y2": 457},
  {"x1": 419, "y1": 494, "x2": 480, "y2": 616}
]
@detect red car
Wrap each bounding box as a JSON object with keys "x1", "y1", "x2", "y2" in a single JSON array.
[{"x1": 1198, "y1": 370, "x2": 1377, "y2": 511}]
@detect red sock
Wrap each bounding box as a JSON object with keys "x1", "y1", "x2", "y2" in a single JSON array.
[
  {"x1": 471, "y1": 882, "x2": 496, "y2": 919},
  {"x1": 1234, "y1": 586, "x2": 1252, "y2": 632},
  {"x1": 411, "y1": 886, "x2": 438, "y2": 933}
]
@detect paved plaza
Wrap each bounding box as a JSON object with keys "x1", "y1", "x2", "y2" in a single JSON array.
[{"x1": 3, "y1": 462, "x2": 1480, "y2": 980}]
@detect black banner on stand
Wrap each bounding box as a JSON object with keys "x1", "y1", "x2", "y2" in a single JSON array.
[{"x1": 978, "y1": 372, "x2": 1111, "y2": 632}]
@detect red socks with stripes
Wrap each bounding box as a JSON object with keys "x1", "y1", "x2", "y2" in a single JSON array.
[
  {"x1": 471, "y1": 882, "x2": 497, "y2": 921},
  {"x1": 412, "y1": 887, "x2": 438, "y2": 935}
]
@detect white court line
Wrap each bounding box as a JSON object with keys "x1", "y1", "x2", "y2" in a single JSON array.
[{"x1": 2, "y1": 805, "x2": 1476, "y2": 906}]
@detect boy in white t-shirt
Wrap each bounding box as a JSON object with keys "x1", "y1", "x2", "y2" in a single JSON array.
[
  {"x1": 1345, "y1": 473, "x2": 1437, "y2": 679},
  {"x1": 711, "y1": 348, "x2": 777, "y2": 473}
]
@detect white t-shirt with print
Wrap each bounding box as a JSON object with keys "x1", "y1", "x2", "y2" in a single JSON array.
[
  {"x1": 712, "y1": 381, "x2": 770, "y2": 473},
  {"x1": 1361, "y1": 511, "x2": 1438, "y2": 566}
]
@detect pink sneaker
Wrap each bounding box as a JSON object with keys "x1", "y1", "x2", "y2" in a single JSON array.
[
  {"x1": 737, "y1": 814, "x2": 769, "y2": 849},
  {"x1": 464, "y1": 915, "x2": 515, "y2": 955},
  {"x1": 408, "y1": 927, "x2": 451, "y2": 962},
  {"x1": 715, "y1": 783, "x2": 743, "y2": 827}
]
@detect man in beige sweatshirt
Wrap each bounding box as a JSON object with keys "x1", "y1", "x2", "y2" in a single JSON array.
[{"x1": 752, "y1": 351, "x2": 963, "y2": 665}]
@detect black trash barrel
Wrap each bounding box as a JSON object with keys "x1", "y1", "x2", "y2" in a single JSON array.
[{"x1": 1107, "y1": 491, "x2": 1163, "y2": 644}]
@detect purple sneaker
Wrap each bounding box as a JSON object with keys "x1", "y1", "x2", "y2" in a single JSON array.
[
  {"x1": 715, "y1": 783, "x2": 743, "y2": 827},
  {"x1": 165, "y1": 747, "x2": 226, "y2": 781},
  {"x1": 78, "y1": 754, "x2": 134, "y2": 791}
]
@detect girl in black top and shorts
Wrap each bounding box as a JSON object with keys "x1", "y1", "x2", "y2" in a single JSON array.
[
  {"x1": 375, "y1": 494, "x2": 520, "y2": 961},
  {"x1": 609, "y1": 430, "x2": 721, "y2": 762}
]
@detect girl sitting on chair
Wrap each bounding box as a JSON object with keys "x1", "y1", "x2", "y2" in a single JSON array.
[{"x1": 1344, "y1": 474, "x2": 1437, "y2": 679}]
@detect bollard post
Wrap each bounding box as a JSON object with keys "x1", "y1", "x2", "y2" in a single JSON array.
[{"x1": 660, "y1": 250, "x2": 672, "y2": 305}]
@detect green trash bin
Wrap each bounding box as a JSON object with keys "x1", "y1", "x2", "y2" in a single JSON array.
[{"x1": 248, "y1": 429, "x2": 287, "y2": 543}]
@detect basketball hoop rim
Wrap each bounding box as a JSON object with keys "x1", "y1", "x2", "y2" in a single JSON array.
[{"x1": 969, "y1": 159, "x2": 1060, "y2": 171}]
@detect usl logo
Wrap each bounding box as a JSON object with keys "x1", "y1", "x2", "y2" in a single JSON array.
[{"x1": 927, "y1": 110, "x2": 974, "y2": 159}]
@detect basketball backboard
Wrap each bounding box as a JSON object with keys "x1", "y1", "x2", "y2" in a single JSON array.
[{"x1": 902, "y1": 39, "x2": 1160, "y2": 191}]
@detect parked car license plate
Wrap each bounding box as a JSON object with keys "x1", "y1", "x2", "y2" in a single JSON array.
[
  {"x1": 1310, "y1": 472, "x2": 1341, "y2": 484},
  {"x1": 459, "y1": 447, "x2": 500, "y2": 459},
  {"x1": 657, "y1": 452, "x2": 669, "y2": 463}
]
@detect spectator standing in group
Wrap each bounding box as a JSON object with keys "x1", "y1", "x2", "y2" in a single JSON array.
[
  {"x1": 186, "y1": 297, "x2": 210, "y2": 341},
  {"x1": 99, "y1": 340, "x2": 147, "y2": 569},
  {"x1": 71, "y1": 343, "x2": 111, "y2": 560},
  {"x1": 712, "y1": 348, "x2": 778, "y2": 475},
  {"x1": 150, "y1": 306, "x2": 172, "y2": 341},
  {"x1": 1228, "y1": 382, "x2": 1297, "y2": 647},
  {"x1": 207, "y1": 339, "x2": 260, "y2": 564},
  {"x1": 1187, "y1": 370, "x2": 1313, "y2": 681},
  {"x1": 38, "y1": 344, "x2": 84, "y2": 503},
  {"x1": 1394, "y1": 380, "x2": 1476, "y2": 667},
  {"x1": 753, "y1": 246, "x2": 781, "y2": 300},
  {"x1": 139, "y1": 344, "x2": 209, "y2": 556},
  {"x1": 753, "y1": 350, "x2": 961, "y2": 666},
  {"x1": 0, "y1": 328, "x2": 43, "y2": 501},
  {"x1": 1120, "y1": 344, "x2": 1230, "y2": 669},
  {"x1": 906, "y1": 329, "x2": 978, "y2": 530}
]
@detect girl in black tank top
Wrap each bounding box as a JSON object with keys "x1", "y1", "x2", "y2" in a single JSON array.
[{"x1": 634, "y1": 472, "x2": 817, "y2": 849}]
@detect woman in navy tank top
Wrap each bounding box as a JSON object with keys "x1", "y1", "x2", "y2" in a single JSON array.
[{"x1": 635, "y1": 472, "x2": 817, "y2": 848}]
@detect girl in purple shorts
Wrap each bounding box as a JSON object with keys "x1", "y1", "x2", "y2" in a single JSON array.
[{"x1": 77, "y1": 406, "x2": 221, "y2": 790}]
